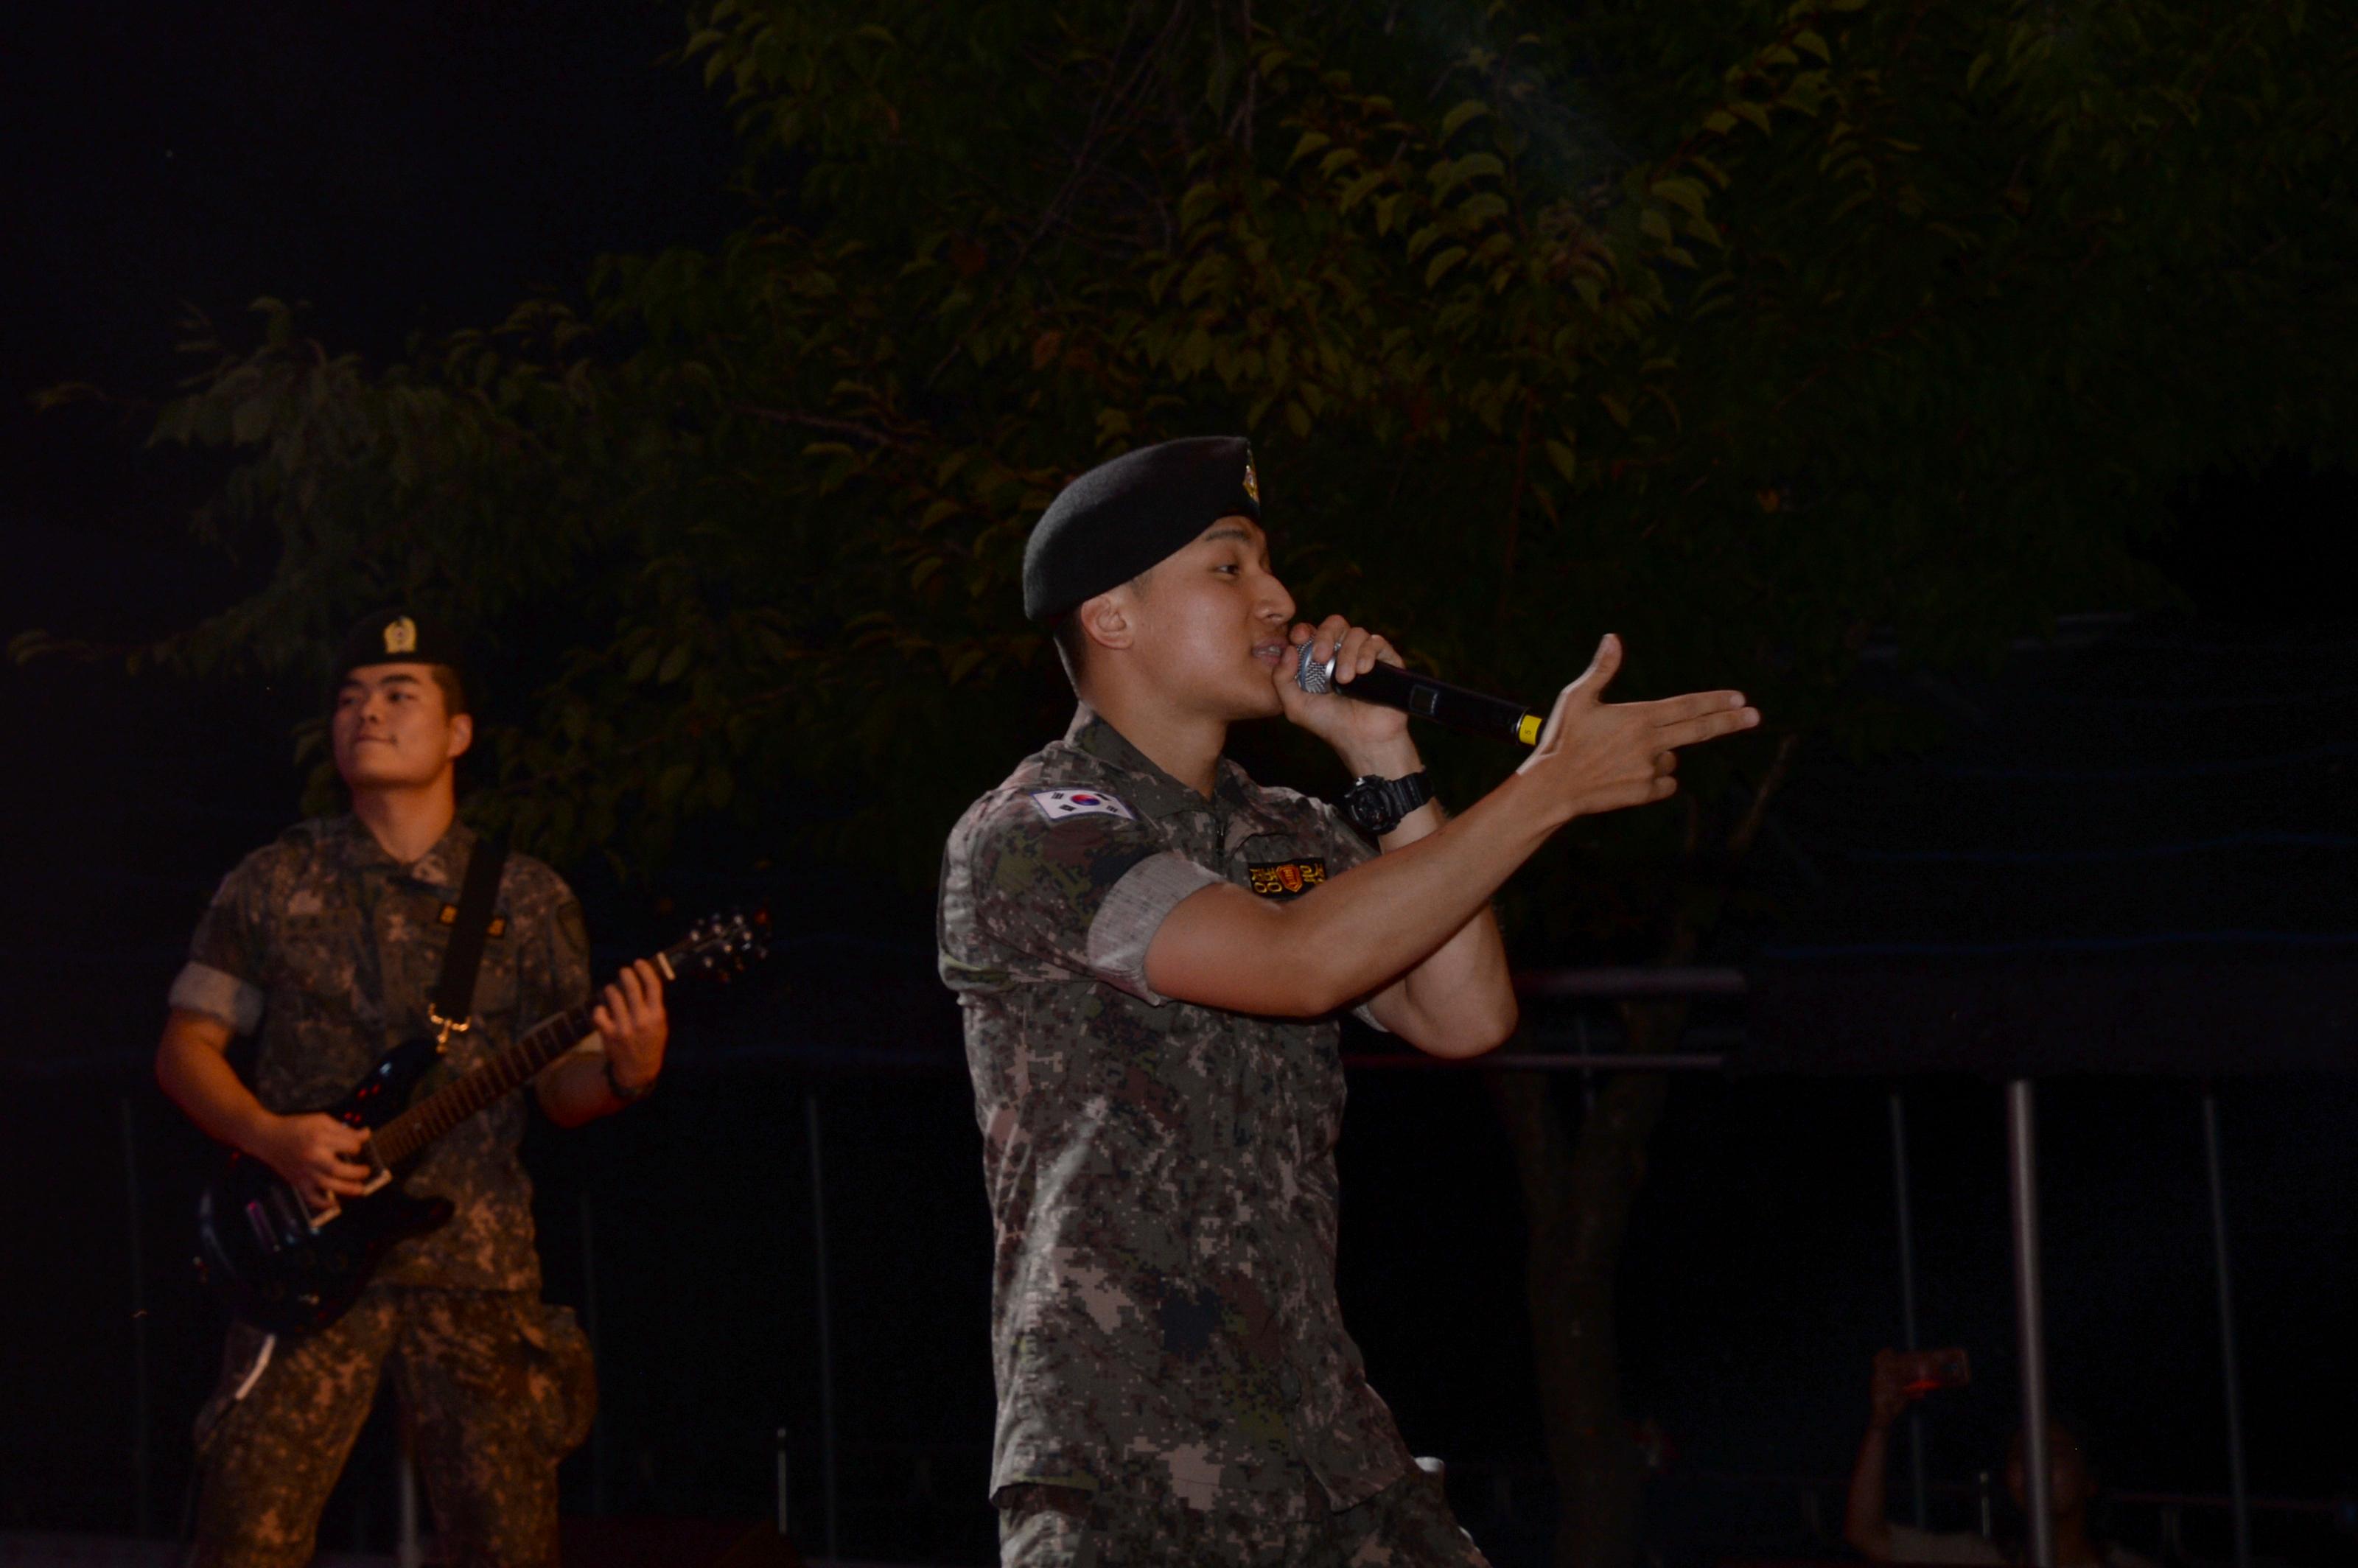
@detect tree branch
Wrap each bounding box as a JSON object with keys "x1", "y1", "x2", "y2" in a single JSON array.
[
  {"x1": 1728, "y1": 731, "x2": 1799, "y2": 857},
  {"x1": 730, "y1": 406, "x2": 905, "y2": 447}
]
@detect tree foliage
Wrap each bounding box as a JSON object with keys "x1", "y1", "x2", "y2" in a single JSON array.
[
  {"x1": 46, "y1": 0, "x2": 2351, "y2": 891},
  {"x1": 28, "y1": 4, "x2": 2357, "y2": 1558}
]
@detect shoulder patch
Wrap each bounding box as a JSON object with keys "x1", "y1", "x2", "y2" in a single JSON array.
[{"x1": 1027, "y1": 788, "x2": 1137, "y2": 824}]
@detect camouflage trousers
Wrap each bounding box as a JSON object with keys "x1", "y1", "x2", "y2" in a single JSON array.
[
  {"x1": 191, "y1": 1286, "x2": 595, "y2": 1568},
  {"x1": 998, "y1": 1463, "x2": 1489, "y2": 1568}
]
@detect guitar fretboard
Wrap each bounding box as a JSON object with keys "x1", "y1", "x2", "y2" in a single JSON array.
[
  {"x1": 355, "y1": 915, "x2": 760, "y2": 1171},
  {"x1": 371, "y1": 1000, "x2": 602, "y2": 1167}
]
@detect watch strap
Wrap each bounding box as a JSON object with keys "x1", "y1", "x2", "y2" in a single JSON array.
[{"x1": 1344, "y1": 770, "x2": 1434, "y2": 836}]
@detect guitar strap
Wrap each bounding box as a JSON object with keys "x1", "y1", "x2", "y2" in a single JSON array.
[{"x1": 427, "y1": 835, "x2": 509, "y2": 1044}]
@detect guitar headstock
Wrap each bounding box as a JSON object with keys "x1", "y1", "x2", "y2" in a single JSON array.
[{"x1": 662, "y1": 906, "x2": 772, "y2": 984}]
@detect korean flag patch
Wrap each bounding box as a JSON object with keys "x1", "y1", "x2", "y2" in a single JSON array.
[{"x1": 1029, "y1": 788, "x2": 1137, "y2": 824}]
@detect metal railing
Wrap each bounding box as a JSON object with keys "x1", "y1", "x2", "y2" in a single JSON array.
[{"x1": 0, "y1": 967, "x2": 2291, "y2": 1567}]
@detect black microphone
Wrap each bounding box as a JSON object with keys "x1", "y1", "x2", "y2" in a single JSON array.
[{"x1": 1296, "y1": 640, "x2": 1542, "y2": 747}]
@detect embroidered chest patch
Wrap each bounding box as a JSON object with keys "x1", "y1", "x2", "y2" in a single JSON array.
[
  {"x1": 1247, "y1": 858, "x2": 1328, "y2": 898},
  {"x1": 1028, "y1": 788, "x2": 1137, "y2": 823}
]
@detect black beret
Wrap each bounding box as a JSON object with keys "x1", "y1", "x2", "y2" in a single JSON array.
[
  {"x1": 334, "y1": 610, "x2": 469, "y2": 682},
  {"x1": 1022, "y1": 436, "x2": 1262, "y2": 620}
]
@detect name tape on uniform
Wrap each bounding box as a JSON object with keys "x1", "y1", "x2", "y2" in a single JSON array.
[
  {"x1": 1028, "y1": 788, "x2": 1138, "y2": 824},
  {"x1": 1248, "y1": 858, "x2": 1328, "y2": 898}
]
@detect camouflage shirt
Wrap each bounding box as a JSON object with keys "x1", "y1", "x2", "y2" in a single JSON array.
[
  {"x1": 170, "y1": 815, "x2": 592, "y2": 1291},
  {"x1": 938, "y1": 708, "x2": 1416, "y2": 1513}
]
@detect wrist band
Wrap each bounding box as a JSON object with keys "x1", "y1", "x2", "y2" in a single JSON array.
[{"x1": 603, "y1": 1054, "x2": 648, "y2": 1103}]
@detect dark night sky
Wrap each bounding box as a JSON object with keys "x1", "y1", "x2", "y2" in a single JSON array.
[{"x1": 2, "y1": 5, "x2": 2353, "y2": 1562}]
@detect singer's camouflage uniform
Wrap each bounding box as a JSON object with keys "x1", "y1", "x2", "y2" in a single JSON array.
[
  {"x1": 940, "y1": 710, "x2": 1488, "y2": 1567},
  {"x1": 171, "y1": 814, "x2": 596, "y2": 1568}
]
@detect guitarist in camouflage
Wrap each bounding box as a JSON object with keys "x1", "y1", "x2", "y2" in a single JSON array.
[{"x1": 155, "y1": 612, "x2": 671, "y2": 1568}]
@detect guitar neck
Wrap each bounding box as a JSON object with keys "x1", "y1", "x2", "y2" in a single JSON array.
[
  {"x1": 356, "y1": 911, "x2": 761, "y2": 1169},
  {"x1": 371, "y1": 1000, "x2": 600, "y2": 1167}
]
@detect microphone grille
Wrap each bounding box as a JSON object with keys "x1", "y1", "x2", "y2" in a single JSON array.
[{"x1": 1295, "y1": 640, "x2": 1335, "y2": 695}]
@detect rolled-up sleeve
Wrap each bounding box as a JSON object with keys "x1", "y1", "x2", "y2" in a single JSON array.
[
  {"x1": 171, "y1": 857, "x2": 270, "y2": 1035},
  {"x1": 1085, "y1": 853, "x2": 1225, "y2": 1003},
  {"x1": 168, "y1": 962, "x2": 264, "y2": 1035},
  {"x1": 946, "y1": 792, "x2": 1211, "y2": 1005}
]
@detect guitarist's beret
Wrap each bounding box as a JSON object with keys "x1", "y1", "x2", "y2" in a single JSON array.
[
  {"x1": 1022, "y1": 436, "x2": 1262, "y2": 622},
  {"x1": 335, "y1": 610, "x2": 469, "y2": 680},
  {"x1": 332, "y1": 610, "x2": 480, "y2": 716}
]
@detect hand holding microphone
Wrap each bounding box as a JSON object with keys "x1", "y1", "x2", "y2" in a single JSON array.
[
  {"x1": 1274, "y1": 617, "x2": 1422, "y2": 768},
  {"x1": 1295, "y1": 637, "x2": 1544, "y2": 746}
]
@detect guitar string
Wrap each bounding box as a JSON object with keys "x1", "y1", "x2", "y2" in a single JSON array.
[
  {"x1": 371, "y1": 935, "x2": 715, "y2": 1166},
  {"x1": 377, "y1": 1002, "x2": 588, "y2": 1164}
]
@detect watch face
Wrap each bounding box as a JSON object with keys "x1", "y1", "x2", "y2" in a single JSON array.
[{"x1": 1345, "y1": 784, "x2": 1396, "y2": 834}]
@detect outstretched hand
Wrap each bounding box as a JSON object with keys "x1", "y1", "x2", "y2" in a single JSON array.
[{"x1": 1516, "y1": 634, "x2": 1759, "y2": 820}]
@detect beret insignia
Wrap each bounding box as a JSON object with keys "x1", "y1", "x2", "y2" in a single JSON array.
[{"x1": 333, "y1": 610, "x2": 471, "y2": 701}]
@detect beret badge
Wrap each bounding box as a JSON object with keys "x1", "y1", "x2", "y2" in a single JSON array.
[{"x1": 382, "y1": 616, "x2": 419, "y2": 656}]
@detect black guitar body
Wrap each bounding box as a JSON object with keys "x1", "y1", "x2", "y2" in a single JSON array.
[
  {"x1": 195, "y1": 1037, "x2": 453, "y2": 1336},
  {"x1": 190, "y1": 907, "x2": 766, "y2": 1337}
]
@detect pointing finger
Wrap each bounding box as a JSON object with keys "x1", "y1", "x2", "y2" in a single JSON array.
[
  {"x1": 1656, "y1": 707, "x2": 1761, "y2": 751},
  {"x1": 1641, "y1": 690, "x2": 1752, "y2": 728}
]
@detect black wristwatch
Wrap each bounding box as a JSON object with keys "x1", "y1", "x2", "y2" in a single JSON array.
[{"x1": 1340, "y1": 770, "x2": 1435, "y2": 838}]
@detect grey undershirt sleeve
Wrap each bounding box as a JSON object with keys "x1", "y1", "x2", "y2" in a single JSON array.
[
  {"x1": 168, "y1": 962, "x2": 265, "y2": 1036},
  {"x1": 1084, "y1": 853, "x2": 1225, "y2": 1004}
]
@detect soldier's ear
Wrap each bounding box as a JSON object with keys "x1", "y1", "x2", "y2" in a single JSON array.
[
  {"x1": 1077, "y1": 591, "x2": 1134, "y2": 655},
  {"x1": 445, "y1": 713, "x2": 475, "y2": 761}
]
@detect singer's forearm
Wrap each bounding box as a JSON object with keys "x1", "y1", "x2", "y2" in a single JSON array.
[
  {"x1": 1145, "y1": 769, "x2": 1558, "y2": 1021},
  {"x1": 1362, "y1": 801, "x2": 1515, "y2": 1057}
]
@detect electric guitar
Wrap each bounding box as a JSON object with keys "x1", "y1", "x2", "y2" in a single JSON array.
[{"x1": 195, "y1": 909, "x2": 768, "y2": 1334}]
